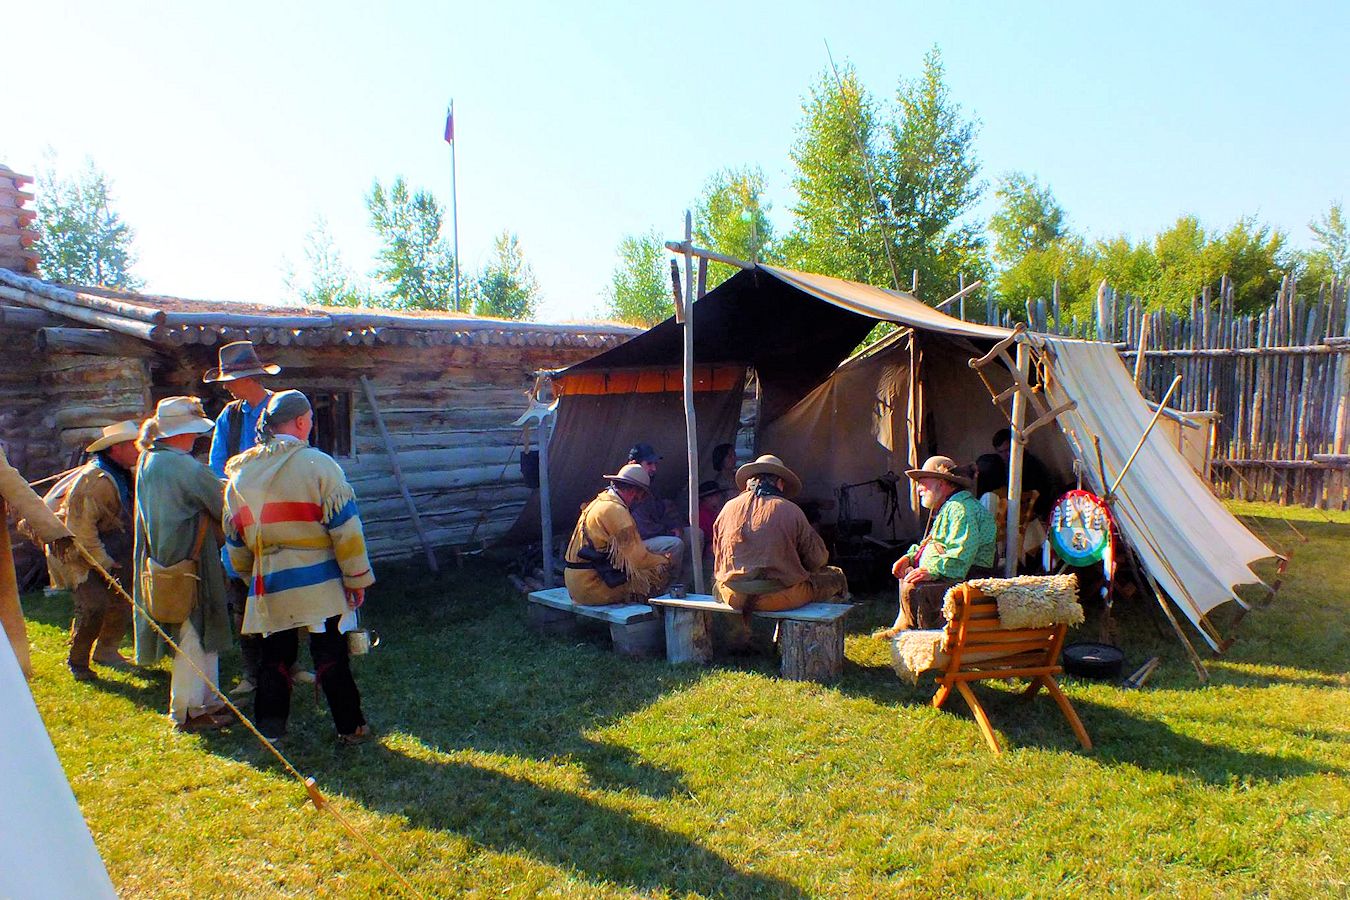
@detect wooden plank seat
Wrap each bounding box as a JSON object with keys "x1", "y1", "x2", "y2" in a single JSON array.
[
  {"x1": 926, "y1": 583, "x2": 1092, "y2": 755},
  {"x1": 647, "y1": 593, "x2": 855, "y2": 682},
  {"x1": 526, "y1": 588, "x2": 663, "y2": 657}
]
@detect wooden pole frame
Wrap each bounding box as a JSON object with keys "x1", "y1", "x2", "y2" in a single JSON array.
[
  {"x1": 538, "y1": 411, "x2": 555, "y2": 587},
  {"x1": 1004, "y1": 340, "x2": 1031, "y2": 576},
  {"x1": 358, "y1": 375, "x2": 438, "y2": 572},
  {"x1": 681, "y1": 213, "x2": 705, "y2": 594}
]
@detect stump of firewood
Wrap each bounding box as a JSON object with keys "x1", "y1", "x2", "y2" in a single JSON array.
[
  {"x1": 527, "y1": 602, "x2": 577, "y2": 638},
  {"x1": 610, "y1": 618, "x2": 664, "y2": 657},
  {"x1": 663, "y1": 607, "x2": 713, "y2": 664},
  {"x1": 778, "y1": 618, "x2": 845, "y2": 682}
]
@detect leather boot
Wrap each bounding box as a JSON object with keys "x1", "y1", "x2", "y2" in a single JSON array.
[{"x1": 92, "y1": 592, "x2": 132, "y2": 665}]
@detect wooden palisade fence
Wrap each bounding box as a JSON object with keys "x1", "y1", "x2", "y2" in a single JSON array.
[{"x1": 961, "y1": 275, "x2": 1350, "y2": 510}]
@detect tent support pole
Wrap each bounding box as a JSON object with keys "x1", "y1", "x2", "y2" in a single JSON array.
[
  {"x1": 1004, "y1": 340, "x2": 1030, "y2": 576},
  {"x1": 359, "y1": 375, "x2": 438, "y2": 573},
  {"x1": 538, "y1": 411, "x2": 554, "y2": 587},
  {"x1": 682, "y1": 212, "x2": 704, "y2": 594},
  {"x1": 1141, "y1": 568, "x2": 1211, "y2": 683}
]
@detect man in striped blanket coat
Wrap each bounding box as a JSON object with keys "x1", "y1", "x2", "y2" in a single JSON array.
[{"x1": 223, "y1": 390, "x2": 375, "y2": 745}]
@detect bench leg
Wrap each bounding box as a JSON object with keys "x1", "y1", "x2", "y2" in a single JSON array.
[
  {"x1": 527, "y1": 603, "x2": 577, "y2": 638},
  {"x1": 664, "y1": 608, "x2": 713, "y2": 664},
  {"x1": 1042, "y1": 676, "x2": 1093, "y2": 750},
  {"x1": 932, "y1": 682, "x2": 952, "y2": 709},
  {"x1": 611, "y1": 619, "x2": 663, "y2": 658},
  {"x1": 955, "y1": 681, "x2": 1002, "y2": 755},
  {"x1": 778, "y1": 618, "x2": 844, "y2": 682}
]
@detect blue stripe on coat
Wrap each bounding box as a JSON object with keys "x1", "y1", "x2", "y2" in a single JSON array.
[
  {"x1": 325, "y1": 498, "x2": 360, "y2": 529},
  {"x1": 260, "y1": 559, "x2": 345, "y2": 595},
  {"x1": 225, "y1": 533, "x2": 245, "y2": 548}
]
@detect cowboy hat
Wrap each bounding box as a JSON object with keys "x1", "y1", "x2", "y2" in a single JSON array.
[
  {"x1": 149, "y1": 397, "x2": 215, "y2": 439},
  {"x1": 905, "y1": 455, "x2": 973, "y2": 490},
  {"x1": 202, "y1": 340, "x2": 281, "y2": 383},
  {"x1": 85, "y1": 419, "x2": 141, "y2": 453},
  {"x1": 604, "y1": 463, "x2": 652, "y2": 493},
  {"x1": 735, "y1": 454, "x2": 802, "y2": 498}
]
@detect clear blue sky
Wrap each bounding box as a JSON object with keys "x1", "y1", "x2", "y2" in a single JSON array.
[{"x1": 5, "y1": 0, "x2": 1347, "y2": 321}]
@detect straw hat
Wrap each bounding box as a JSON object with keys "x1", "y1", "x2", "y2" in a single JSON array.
[
  {"x1": 904, "y1": 455, "x2": 973, "y2": 490},
  {"x1": 604, "y1": 463, "x2": 652, "y2": 493},
  {"x1": 149, "y1": 397, "x2": 215, "y2": 439},
  {"x1": 202, "y1": 340, "x2": 281, "y2": 383},
  {"x1": 735, "y1": 454, "x2": 802, "y2": 498},
  {"x1": 85, "y1": 419, "x2": 141, "y2": 453}
]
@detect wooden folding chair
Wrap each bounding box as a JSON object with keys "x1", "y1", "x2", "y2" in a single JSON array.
[{"x1": 933, "y1": 584, "x2": 1092, "y2": 755}]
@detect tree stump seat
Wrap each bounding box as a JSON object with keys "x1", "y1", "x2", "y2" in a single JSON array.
[
  {"x1": 647, "y1": 593, "x2": 855, "y2": 682},
  {"x1": 526, "y1": 588, "x2": 663, "y2": 658}
]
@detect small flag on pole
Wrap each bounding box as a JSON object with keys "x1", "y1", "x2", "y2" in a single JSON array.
[{"x1": 443, "y1": 105, "x2": 454, "y2": 144}]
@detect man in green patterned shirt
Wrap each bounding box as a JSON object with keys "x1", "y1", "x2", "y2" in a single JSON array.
[{"x1": 878, "y1": 455, "x2": 997, "y2": 636}]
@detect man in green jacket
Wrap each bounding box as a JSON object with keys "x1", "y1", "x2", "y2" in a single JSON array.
[{"x1": 879, "y1": 455, "x2": 997, "y2": 636}]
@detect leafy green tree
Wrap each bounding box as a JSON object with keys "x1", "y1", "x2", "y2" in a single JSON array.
[
  {"x1": 284, "y1": 217, "x2": 369, "y2": 307},
  {"x1": 1200, "y1": 217, "x2": 1286, "y2": 312},
  {"x1": 366, "y1": 176, "x2": 459, "y2": 310},
  {"x1": 989, "y1": 172, "x2": 1067, "y2": 264},
  {"x1": 783, "y1": 50, "x2": 988, "y2": 301},
  {"x1": 474, "y1": 230, "x2": 539, "y2": 319},
  {"x1": 878, "y1": 47, "x2": 988, "y2": 296},
  {"x1": 604, "y1": 229, "x2": 671, "y2": 326},
  {"x1": 33, "y1": 160, "x2": 141, "y2": 288},
  {"x1": 693, "y1": 167, "x2": 776, "y2": 288},
  {"x1": 1298, "y1": 202, "x2": 1348, "y2": 286},
  {"x1": 781, "y1": 65, "x2": 892, "y2": 286}
]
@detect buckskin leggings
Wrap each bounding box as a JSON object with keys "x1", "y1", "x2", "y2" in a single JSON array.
[{"x1": 254, "y1": 615, "x2": 365, "y2": 738}]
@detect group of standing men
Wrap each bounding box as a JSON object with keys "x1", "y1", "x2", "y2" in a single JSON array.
[{"x1": 40, "y1": 341, "x2": 374, "y2": 744}]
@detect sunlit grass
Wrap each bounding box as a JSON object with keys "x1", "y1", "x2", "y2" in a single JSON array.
[{"x1": 24, "y1": 501, "x2": 1349, "y2": 897}]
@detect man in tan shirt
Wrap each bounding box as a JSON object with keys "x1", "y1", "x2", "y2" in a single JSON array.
[{"x1": 712, "y1": 454, "x2": 848, "y2": 612}]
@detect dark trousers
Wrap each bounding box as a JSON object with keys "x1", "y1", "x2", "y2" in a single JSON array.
[
  {"x1": 227, "y1": 578, "x2": 261, "y2": 683},
  {"x1": 255, "y1": 616, "x2": 365, "y2": 739},
  {"x1": 898, "y1": 565, "x2": 998, "y2": 630},
  {"x1": 69, "y1": 574, "x2": 132, "y2": 669}
]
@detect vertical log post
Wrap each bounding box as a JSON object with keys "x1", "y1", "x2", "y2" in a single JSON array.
[
  {"x1": 1004, "y1": 340, "x2": 1031, "y2": 576},
  {"x1": 682, "y1": 212, "x2": 704, "y2": 594},
  {"x1": 538, "y1": 411, "x2": 555, "y2": 587}
]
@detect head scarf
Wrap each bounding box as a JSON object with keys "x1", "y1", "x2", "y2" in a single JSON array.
[{"x1": 257, "y1": 389, "x2": 312, "y2": 441}]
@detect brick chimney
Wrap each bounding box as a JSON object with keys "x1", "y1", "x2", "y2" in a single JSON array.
[{"x1": 0, "y1": 165, "x2": 38, "y2": 274}]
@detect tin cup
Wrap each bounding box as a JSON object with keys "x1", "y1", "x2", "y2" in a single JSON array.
[
  {"x1": 669, "y1": 583, "x2": 687, "y2": 599},
  {"x1": 347, "y1": 629, "x2": 381, "y2": 656}
]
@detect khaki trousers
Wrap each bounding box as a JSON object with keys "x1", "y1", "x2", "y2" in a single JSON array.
[{"x1": 715, "y1": 566, "x2": 850, "y2": 612}]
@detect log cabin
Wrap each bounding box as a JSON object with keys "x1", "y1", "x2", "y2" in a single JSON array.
[{"x1": 0, "y1": 165, "x2": 638, "y2": 564}]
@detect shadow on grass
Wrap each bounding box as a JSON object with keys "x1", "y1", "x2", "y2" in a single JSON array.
[{"x1": 339, "y1": 745, "x2": 806, "y2": 899}]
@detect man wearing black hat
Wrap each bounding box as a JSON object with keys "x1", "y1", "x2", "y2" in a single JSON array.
[
  {"x1": 202, "y1": 341, "x2": 313, "y2": 695},
  {"x1": 625, "y1": 442, "x2": 686, "y2": 575}
]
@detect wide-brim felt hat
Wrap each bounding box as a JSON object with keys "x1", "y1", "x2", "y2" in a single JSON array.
[
  {"x1": 203, "y1": 340, "x2": 281, "y2": 383},
  {"x1": 85, "y1": 419, "x2": 141, "y2": 453},
  {"x1": 604, "y1": 462, "x2": 652, "y2": 493},
  {"x1": 150, "y1": 396, "x2": 215, "y2": 439},
  {"x1": 735, "y1": 454, "x2": 802, "y2": 498},
  {"x1": 905, "y1": 455, "x2": 973, "y2": 490}
]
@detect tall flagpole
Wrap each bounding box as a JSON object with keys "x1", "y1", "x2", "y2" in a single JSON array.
[{"x1": 447, "y1": 99, "x2": 462, "y2": 312}]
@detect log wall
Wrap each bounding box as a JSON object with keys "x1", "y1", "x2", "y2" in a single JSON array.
[{"x1": 152, "y1": 342, "x2": 600, "y2": 562}]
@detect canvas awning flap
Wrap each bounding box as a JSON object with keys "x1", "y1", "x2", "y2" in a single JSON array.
[
  {"x1": 759, "y1": 266, "x2": 1012, "y2": 341},
  {"x1": 1038, "y1": 336, "x2": 1277, "y2": 646}
]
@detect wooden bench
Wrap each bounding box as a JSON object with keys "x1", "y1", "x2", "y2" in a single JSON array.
[
  {"x1": 526, "y1": 588, "x2": 663, "y2": 657},
  {"x1": 934, "y1": 584, "x2": 1092, "y2": 755},
  {"x1": 647, "y1": 593, "x2": 856, "y2": 682}
]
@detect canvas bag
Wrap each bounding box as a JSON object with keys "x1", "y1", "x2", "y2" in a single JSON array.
[{"x1": 139, "y1": 516, "x2": 209, "y2": 624}]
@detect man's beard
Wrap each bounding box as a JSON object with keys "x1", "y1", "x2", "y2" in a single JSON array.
[{"x1": 919, "y1": 490, "x2": 945, "y2": 509}]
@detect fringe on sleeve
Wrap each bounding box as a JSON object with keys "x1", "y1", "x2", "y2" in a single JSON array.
[{"x1": 607, "y1": 522, "x2": 667, "y2": 596}]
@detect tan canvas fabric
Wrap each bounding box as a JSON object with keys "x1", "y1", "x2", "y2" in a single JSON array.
[{"x1": 1038, "y1": 336, "x2": 1276, "y2": 646}]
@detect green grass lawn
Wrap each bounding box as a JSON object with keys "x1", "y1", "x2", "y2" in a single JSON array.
[{"x1": 24, "y1": 501, "x2": 1349, "y2": 898}]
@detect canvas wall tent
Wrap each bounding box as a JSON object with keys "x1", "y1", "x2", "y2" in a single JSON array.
[{"x1": 537, "y1": 262, "x2": 1276, "y2": 653}]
